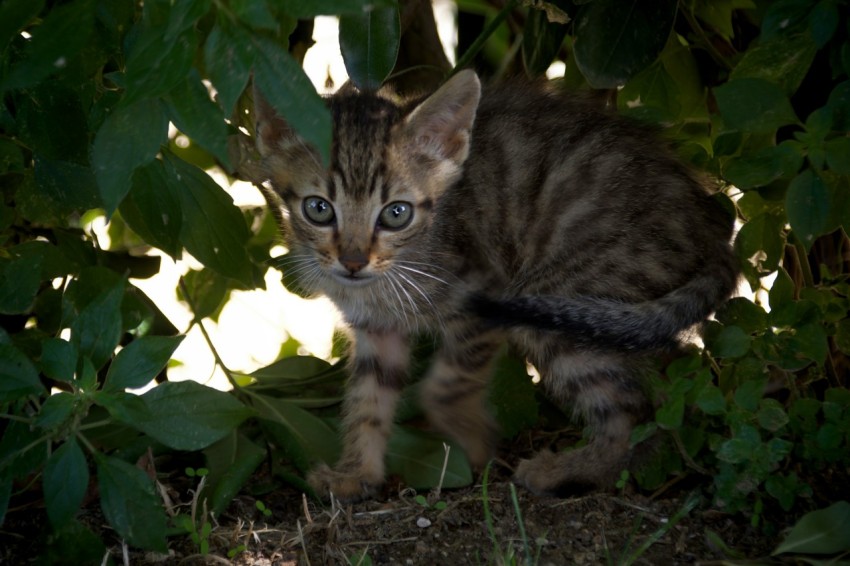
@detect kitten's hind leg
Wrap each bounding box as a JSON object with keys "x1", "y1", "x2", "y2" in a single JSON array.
[
  {"x1": 308, "y1": 328, "x2": 409, "y2": 501},
  {"x1": 515, "y1": 350, "x2": 651, "y2": 496},
  {"x1": 420, "y1": 323, "x2": 504, "y2": 469}
]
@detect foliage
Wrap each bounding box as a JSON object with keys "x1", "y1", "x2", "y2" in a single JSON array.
[{"x1": 0, "y1": 0, "x2": 848, "y2": 559}]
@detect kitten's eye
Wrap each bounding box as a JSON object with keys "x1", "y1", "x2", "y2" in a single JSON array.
[
  {"x1": 303, "y1": 196, "x2": 335, "y2": 225},
  {"x1": 378, "y1": 201, "x2": 414, "y2": 230}
]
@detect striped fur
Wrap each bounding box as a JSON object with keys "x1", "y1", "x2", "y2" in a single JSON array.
[{"x1": 255, "y1": 70, "x2": 739, "y2": 500}]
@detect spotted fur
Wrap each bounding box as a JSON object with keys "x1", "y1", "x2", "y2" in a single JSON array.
[{"x1": 255, "y1": 70, "x2": 739, "y2": 500}]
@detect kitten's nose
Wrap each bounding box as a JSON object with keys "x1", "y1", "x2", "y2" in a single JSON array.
[{"x1": 339, "y1": 251, "x2": 368, "y2": 274}]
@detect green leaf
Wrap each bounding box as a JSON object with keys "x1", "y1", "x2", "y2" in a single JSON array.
[
  {"x1": 123, "y1": 20, "x2": 199, "y2": 104},
  {"x1": 809, "y1": 0, "x2": 839, "y2": 48},
  {"x1": 120, "y1": 160, "x2": 183, "y2": 258},
  {"x1": 34, "y1": 391, "x2": 77, "y2": 432},
  {"x1": 0, "y1": 0, "x2": 95, "y2": 92},
  {"x1": 250, "y1": 355, "x2": 332, "y2": 381},
  {"x1": 573, "y1": 0, "x2": 677, "y2": 88},
  {"x1": 70, "y1": 276, "x2": 125, "y2": 370},
  {"x1": 252, "y1": 34, "x2": 332, "y2": 164},
  {"x1": 203, "y1": 432, "x2": 266, "y2": 515},
  {"x1": 104, "y1": 336, "x2": 184, "y2": 392},
  {"x1": 656, "y1": 394, "x2": 685, "y2": 430},
  {"x1": 618, "y1": 60, "x2": 680, "y2": 123},
  {"x1": 271, "y1": 253, "x2": 319, "y2": 298},
  {"x1": 40, "y1": 338, "x2": 78, "y2": 383},
  {"x1": 709, "y1": 325, "x2": 751, "y2": 358},
  {"x1": 97, "y1": 455, "x2": 168, "y2": 552},
  {"x1": 825, "y1": 137, "x2": 850, "y2": 174},
  {"x1": 723, "y1": 143, "x2": 804, "y2": 189},
  {"x1": 714, "y1": 78, "x2": 798, "y2": 133},
  {"x1": 715, "y1": 297, "x2": 767, "y2": 333},
  {"x1": 203, "y1": 21, "x2": 255, "y2": 116},
  {"x1": 734, "y1": 213, "x2": 785, "y2": 285},
  {"x1": 92, "y1": 98, "x2": 168, "y2": 214},
  {"x1": 256, "y1": 396, "x2": 339, "y2": 470},
  {"x1": 44, "y1": 439, "x2": 89, "y2": 527},
  {"x1": 0, "y1": 344, "x2": 45, "y2": 402},
  {"x1": 180, "y1": 268, "x2": 230, "y2": 321},
  {"x1": 386, "y1": 427, "x2": 473, "y2": 489},
  {"x1": 696, "y1": 384, "x2": 727, "y2": 415},
  {"x1": 734, "y1": 376, "x2": 766, "y2": 412},
  {"x1": 693, "y1": 0, "x2": 755, "y2": 42},
  {"x1": 339, "y1": 6, "x2": 400, "y2": 90},
  {"x1": 730, "y1": 33, "x2": 817, "y2": 96},
  {"x1": 164, "y1": 69, "x2": 232, "y2": 170},
  {"x1": 0, "y1": 247, "x2": 43, "y2": 314},
  {"x1": 773, "y1": 501, "x2": 850, "y2": 555},
  {"x1": 164, "y1": 153, "x2": 254, "y2": 285},
  {"x1": 786, "y1": 169, "x2": 830, "y2": 249},
  {"x1": 827, "y1": 81, "x2": 850, "y2": 130},
  {"x1": 789, "y1": 323, "x2": 829, "y2": 366},
  {"x1": 757, "y1": 400, "x2": 789, "y2": 432},
  {"x1": 137, "y1": 381, "x2": 254, "y2": 451}
]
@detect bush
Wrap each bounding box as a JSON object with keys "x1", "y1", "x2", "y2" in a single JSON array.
[{"x1": 1, "y1": 0, "x2": 848, "y2": 555}]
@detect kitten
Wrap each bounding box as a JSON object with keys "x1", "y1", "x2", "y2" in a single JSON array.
[{"x1": 254, "y1": 70, "x2": 739, "y2": 499}]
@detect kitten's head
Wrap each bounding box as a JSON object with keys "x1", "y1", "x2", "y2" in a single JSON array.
[{"x1": 255, "y1": 70, "x2": 481, "y2": 295}]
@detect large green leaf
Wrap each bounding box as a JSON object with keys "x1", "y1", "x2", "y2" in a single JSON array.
[
  {"x1": 0, "y1": 0, "x2": 95, "y2": 92},
  {"x1": 774, "y1": 501, "x2": 850, "y2": 555},
  {"x1": 137, "y1": 381, "x2": 254, "y2": 451},
  {"x1": 164, "y1": 69, "x2": 232, "y2": 170},
  {"x1": 339, "y1": 6, "x2": 400, "y2": 90},
  {"x1": 714, "y1": 78, "x2": 799, "y2": 133},
  {"x1": 256, "y1": 396, "x2": 340, "y2": 470},
  {"x1": 164, "y1": 153, "x2": 254, "y2": 285},
  {"x1": 733, "y1": 212, "x2": 785, "y2": 285},
  {"x1": 203, "y1": 21, "x2": 255, "y2": 116},
  {"x1": 730, "y1": 33, "x2": 817, "y2": 96},
  {"x1": 69, "y1": 275, "x2": 125, "y2": 370},
  {"x1": 44, "y1": 439, "x2": 89, "y2": 527},
  {"x1": 120, "y1": 160, "x2": 183, "y2": 259},
  {"x1": 91, "y1": 98, "x2": 168, "y2": 214},
  {"x1": 0, "y1": 344, "x2": 45, "y2": 402},
  {"x1": 489, "y1": 350, "x2": 537, "y2": 438},
  {"x1": 203, "y1": 432, "x2": 266, "y2": 515},
  {"x1": 97, "y1": 455, "x2": 168, "y2": 552},
  {"x1": 573, "y1": 0, "x2": 676, "y2": 88},
  {"x1": 251, "y1": 34, "x2": 332, "y2": 165},
  {"x1": 786, "y1": 169, "x2": 830, "y2": 249},
  {"x1": 40, "y1": 338, "x2": 78, "y2": 383},
  {"x1": 104, "y1": 335, "x2": 185, "y2": 392},
  {"x1": 0, "y1": 246, "x2": 43, "y2": 314},
  {"x1": 123, "y1": 0, "x2": 203, "y2": 104},
  {"x1": 723, "y1": 142, "x2": 804, "y2": 189},
  {"x1": 386, "y1": 427, "x2": 473, "y2": 489}
]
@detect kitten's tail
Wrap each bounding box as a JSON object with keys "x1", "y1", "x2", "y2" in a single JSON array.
[{"x1": 468, "y1": 255, "x2": 739, "y2": 351}]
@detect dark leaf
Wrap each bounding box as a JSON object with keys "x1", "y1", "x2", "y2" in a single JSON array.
[
  {"x1": 40, "y1": 338, "x2": 78, "y2": 383},
  {"x1": 715, "y1": 78, "x2": 798, "y2": 133},
  {"x1": 137, "y1": 381, "x2": 254, "y2": 451},
  {"x1": 730, "y1": 33, "x2": 817, "y2": 96},
  {"x1": 280, "y1": 0, "x2": 394, "y2": 18},
  {"x1": 786, "y1": 169, "x2": 830, "y2": 249},
  {"x1": 164, "y1": 69, "x2": 232, "y2": 170},
  {"x1": 340, "y1": 6, "x2": 400, "y2": 90},
  {"x1": 97, "y1": 455, "x2": 168, "y2": 552},
  {"x1": 70, "y1": 276, "x2": 125, "y2": 370},
  {"x1": 203, "y1": 432, "x2": 266, "y2": 515},
  {"x1": 0, "y1": 344, "x2": 45, "y2": 401},
  {"x1": 92, "y1": 98, "x2": 168, "y2": 214},
  {"x1": 120, "y1": 160, "x2": 183, "y2": 258},
  {"x1": 574, "y1": 0, "x2": 677, "y2": 88},
  {"x1": 386, "y1": 427, "x2": 473, "y2": 489},
  {"x1": 0, "y1": 247, "x2": 43, "y2": 315},
  {"x1": 44, "y1": 439, "x2": 89, "y2": 527},
  {"x1": 104, "y1": 335, "x2": 185, "y2": 392},
  {"x1": 774, "y1": 501, "x2": 850, "y2": 555},
  {"x1": 203, "y1": 21, "x2": 255, "y2": 116}
]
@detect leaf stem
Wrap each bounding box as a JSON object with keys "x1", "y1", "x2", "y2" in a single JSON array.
[{"x1": 452, "y1": 0, "x2": 519, "y2": 75}]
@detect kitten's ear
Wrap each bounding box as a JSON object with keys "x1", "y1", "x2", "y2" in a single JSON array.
[
  {"x1": 253, "y1": 82, "x2": 299, "y2": 156},
  {"x1": 403, "y1": 70, "x2": 481, "y2": 164}
]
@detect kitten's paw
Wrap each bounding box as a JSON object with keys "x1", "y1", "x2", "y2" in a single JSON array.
[
  {"x1": 307, "y1": 464, "x2": 381, "y2": 502},
  {"x1": 513, "y1": 450, "x2": 600, "y2": 497}
]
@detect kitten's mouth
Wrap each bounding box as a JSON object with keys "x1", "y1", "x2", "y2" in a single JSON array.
[{"x1": 332, "y1": 272, "x2": 374, "y2": 287}]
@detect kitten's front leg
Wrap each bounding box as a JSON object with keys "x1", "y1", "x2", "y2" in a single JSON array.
[{"x1": 308, "y1": 327, "x2": 409, "y2": 501}]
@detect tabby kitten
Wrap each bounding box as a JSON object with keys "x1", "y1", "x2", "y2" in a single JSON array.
[{"x1": 254, "y1": 70, "x2": 739, "y2": 500}]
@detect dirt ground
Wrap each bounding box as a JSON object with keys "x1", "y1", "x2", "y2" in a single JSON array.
[{"x1": 2, "y1": 458, "x2": 792, "y2": 566}]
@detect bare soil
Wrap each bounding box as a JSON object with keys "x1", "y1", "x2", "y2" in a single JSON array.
[{"x1": 2, "y1": 456, "x2": 794, "y2": 566}]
